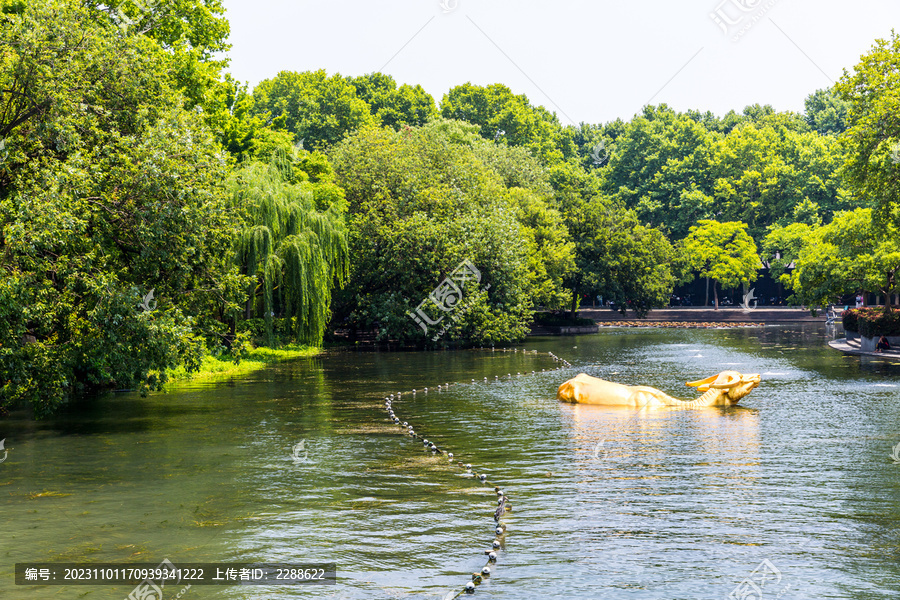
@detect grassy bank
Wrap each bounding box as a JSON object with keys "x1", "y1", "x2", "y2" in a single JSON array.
[{"x1": 166, "y1": 344, "x2": 320, "y2": 385}]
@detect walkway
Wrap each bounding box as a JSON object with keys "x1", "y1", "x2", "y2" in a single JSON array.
[
  {"x1": 579, "y1": 307, "x2": 823, "y2": 324},
  {"x1": 828, "y1": 337, "x2": 900, "y2": 361}
]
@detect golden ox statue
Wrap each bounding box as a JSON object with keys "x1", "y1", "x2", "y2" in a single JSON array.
[{"x1": 557, "y1": 371, "x2": 761, "y2": 408}]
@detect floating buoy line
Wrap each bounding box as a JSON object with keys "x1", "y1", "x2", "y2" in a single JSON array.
[{"x1": 382, "y1": 347, "x2": 573, "y2": 597}]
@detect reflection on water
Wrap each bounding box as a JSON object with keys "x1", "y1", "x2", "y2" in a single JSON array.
[{"x1": 2, "y1": 324, "x2": 900, "y2": 599}]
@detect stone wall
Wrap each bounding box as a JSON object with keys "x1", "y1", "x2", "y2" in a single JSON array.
[{"x1": 860, "y1": 335, "x2": 900, "y2": 352}]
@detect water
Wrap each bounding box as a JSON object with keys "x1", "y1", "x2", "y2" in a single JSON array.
[{"x1": 2, "y1": 324, "x2": 900, "y2": 599}]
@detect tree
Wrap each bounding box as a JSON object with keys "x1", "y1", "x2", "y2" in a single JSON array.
[
  {"x1": 709, "y1": 119, "x2": 851, "y2": 241},
  {"x1": 789, "y1": 209, "x2": 900, "y2": 309},
  {"x1": 228, "y1": 158, "x2": 349, "y2": 346},
  {"x1": 804, "y1": 87, "x2": 850, "y2": 135},
  {"x1": 252, "y1": 70, "x2": 376, "y2": 150},
  {"x1": 600, "y1": 105, "x2": 721, "y2": 239},
  {"x1": 348, "y1": 72, "x2": 437, "y2": 129},
  {"x1": 562, "y1": 196, "x2": 676, "y2": 318},
  {"x1": 330, "y1": 119, "x2": 572, "y2": 344},
  {"x1": 440, "y1": 83, "x2": 575, "y2": 164},
  {"x1": 681, "y1": 220, "x2": 760, "y2": 308},
  {"x1": 761, "y1": 222, "x2": 815, "y2": 298},
  {"x1": 1, "y1": 0, "x2": 244, "y2": 414},
  {"x1": 837, "y1": 31, "x2": 900, "y2": 230}
]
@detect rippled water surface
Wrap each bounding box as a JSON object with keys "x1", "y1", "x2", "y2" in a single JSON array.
[{"x1": 3, "y1": 324, "x2": 900, "y2": 599}]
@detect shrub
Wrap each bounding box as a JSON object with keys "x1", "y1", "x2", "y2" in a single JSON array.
[
  {"x1": 842, "y1": 309, "x2": 859, "y2": 332},
  {"x1": 858, "y1": 308, "x2": 900, "y2": 337}
]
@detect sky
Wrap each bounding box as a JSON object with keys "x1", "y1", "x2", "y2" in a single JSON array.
[{"x1": 219, "y1": 0, "x2": 900, "y2": 126}]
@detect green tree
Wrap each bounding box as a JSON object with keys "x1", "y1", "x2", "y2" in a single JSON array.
[
  {"x1": 761, "y1": 222, "x2": 815, "y2": 295},
  {"x1": 1, "y1": 0, "x2": 244, "y2": 414},
  {"x1": 600, "y1": 105, "x2": 720, "y2": 239},
  {"x1": 562, "y1": 194, "x2": 676, "y2": 318},
  {"x1": 349, "y1": 72, "x2": 437, "y2": 129},
  {"x1": 837, "y1": 31, "x2": 900, "y2": 230},
  {"x1": 681, "y1": 220, "x2": 760, "y2": 308},
  {"x1": 252, "y1": 70, "x2": 376, "y2": 150},
  {"x1": 229, "y1": 158, "x2": 349, "y2": 346},
  {"x1": 440, "y1": 82, "x2": 575, "y2": 164},
  {"x1": 709, "y1": 119, "x2": 851, "y2": 241},
  {"x1": 804, "y1": 87, "x2": 850, "y2": 135},
  {"x1": 331, "y1": 119, "x2": 571, "y2": 343},
  {"x1": 790, "y1": 208, "x2": 900, "y2": 309}
]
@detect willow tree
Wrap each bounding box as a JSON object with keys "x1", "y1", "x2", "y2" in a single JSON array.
[{"x1": 229, "y1": 159, "x2": 348, "y2": 345}]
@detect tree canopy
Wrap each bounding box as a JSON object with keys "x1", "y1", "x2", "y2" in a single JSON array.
[{"x1": 681, "y1": 220, "x2": 760, "y2": 308}]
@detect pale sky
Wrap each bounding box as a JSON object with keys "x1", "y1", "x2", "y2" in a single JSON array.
[{"x1": 220, "y1": 0, "x2": 900, "y2": 125}]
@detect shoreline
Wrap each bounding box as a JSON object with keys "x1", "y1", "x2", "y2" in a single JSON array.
[
  {"x1": 827, "y1": 338, "x2": 900, "y2": 362},
  {"x1": 165, "y1": 344, "x2": 320, "y2": 385}
]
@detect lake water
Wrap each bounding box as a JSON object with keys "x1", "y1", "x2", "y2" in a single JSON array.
[{"x1": 3, "y1": 324, "x2": 900, "y2": 599}]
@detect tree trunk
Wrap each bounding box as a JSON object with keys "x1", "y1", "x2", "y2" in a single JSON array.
[
  {"x1": 713, "y1": 280, "x2": 719, "y2": 310},
  {"x1": 570, "y1": 288, "x2": 579, "y2": 320},
  {"x1": 705, "y1": 276, "x2": 710, "y2": 307},
  {"x1": 226, "y1": 314, "x2": 237, "y2": 349}
]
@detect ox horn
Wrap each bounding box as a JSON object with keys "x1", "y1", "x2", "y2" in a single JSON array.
[
  {"x1": 710, "y1": 372, "x2": 740, "y2": 389},
  {"x1": 686, "y1": 374, "x2": 717, "y2": 388}
]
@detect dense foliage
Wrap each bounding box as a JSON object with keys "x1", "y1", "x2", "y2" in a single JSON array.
[
  {"x1": 775, "y1": 208, "x2": 900, "y2": 308},
  {"x1": 330, "y1": 120, "x2": 569, "y2": 344},
  {"x1": 0, "y1": 0, "x2": 243, "y2": 415},
  {"x1": 680, "y1": 221, "x2": 759, "y2": 308},
  {"x1": 3, "y1": 2, "x2": 899, "y2": 415},
  {"x1": 845, "y1": 308, "x2": 900, "y2": 337}
]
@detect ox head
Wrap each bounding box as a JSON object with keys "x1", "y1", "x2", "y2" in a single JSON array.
[{"x1": 686, "y1": 371, "x2": 761, "y2": 405}]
